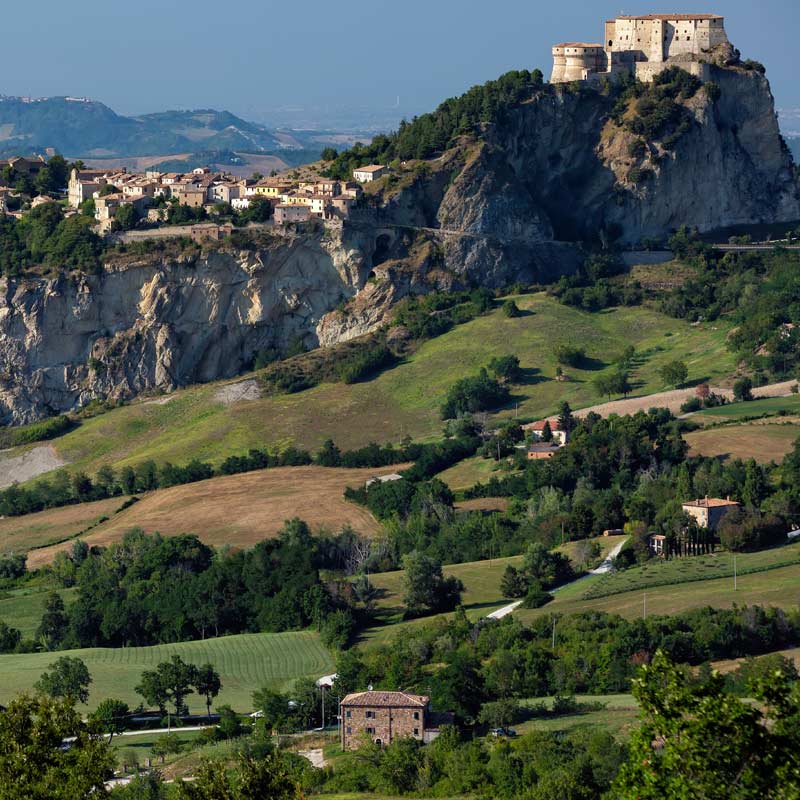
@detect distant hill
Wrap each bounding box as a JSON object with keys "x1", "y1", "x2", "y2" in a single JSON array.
[{"x1": 0, "y1": 95, "x2": 292, "y2": 158}]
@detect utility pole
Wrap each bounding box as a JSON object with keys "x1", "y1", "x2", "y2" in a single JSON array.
[
  {"x1": 643, "y1": 592, "x2": 647, "y2": 620},
  {"x1": 321, "y1": 683, "x2": 325, "y2": 730},
  {"x1": 733, "y1": 555, "x2": 737, "y2": 592}
]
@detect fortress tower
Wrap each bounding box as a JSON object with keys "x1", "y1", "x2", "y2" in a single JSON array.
[
  {"x1": 551, "y1": 43, "x2": 607, "y2": 83},
  {"x1": 550, "y1": 13, "x2": 730, "y2": 84}
]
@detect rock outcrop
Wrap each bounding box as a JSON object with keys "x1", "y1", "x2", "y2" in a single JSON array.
[
  {"x1": 1, "y1": 64, "x2": 797, "y2": 425},
  {"x1": 0, "y1": 228, "x2": 372, "y2": 425}
]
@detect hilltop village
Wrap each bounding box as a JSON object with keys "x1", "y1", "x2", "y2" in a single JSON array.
[{"x1": 0, "y1": 153, "x2": 389, "y2": 236}]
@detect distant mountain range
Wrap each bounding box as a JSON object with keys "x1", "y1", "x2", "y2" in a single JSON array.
[{"x1": 0, "y1": 95, "x2": 339, "y2": 160}]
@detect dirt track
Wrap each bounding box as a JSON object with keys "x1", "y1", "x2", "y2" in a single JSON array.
[{"x1": 575, "y1": 379, "x2": 798, "y2": 419}]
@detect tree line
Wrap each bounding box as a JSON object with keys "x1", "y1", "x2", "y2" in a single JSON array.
[{"x1": 0, "y1": 433, "x2": 474, "y2": 519}]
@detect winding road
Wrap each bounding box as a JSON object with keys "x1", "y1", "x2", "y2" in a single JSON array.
[{"x1": 486, "y1": 536, "x2": 628, "y2": 620}]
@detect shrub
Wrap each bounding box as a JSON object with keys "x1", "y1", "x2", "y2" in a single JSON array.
[
  {"x1": 521, "y1": 581, "x2": 553, "y2": 609},
  {"x1": 554, "y1": 344, "x2": 585, "y2": 367},
  {"x1": 680, "y1": 397, "x2": 702, "y2": 413},
  {"x1": 502, "y1": 299, "x2": 521, "y2": 318},
  {"x1": 440, "y1": 369, "x2": 510, "y2": 419},
  {"x1": 733, "y1": 376, "x2": 754, "y2": 401}
]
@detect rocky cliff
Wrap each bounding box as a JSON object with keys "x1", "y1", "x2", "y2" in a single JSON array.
[
  {"x1": 1, "y1": 64, "x2": 797, "y2": 425},
  {"x1": 368, "y1": 64, "x2": 799, "y2": 283},
  {"x1": 0, "y1": 228, "x2": 376, "y2": 425}
]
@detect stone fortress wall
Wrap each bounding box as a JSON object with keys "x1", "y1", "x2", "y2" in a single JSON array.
[{"x1": 551, "y1": 14, "x2": 730, "y2": 84}]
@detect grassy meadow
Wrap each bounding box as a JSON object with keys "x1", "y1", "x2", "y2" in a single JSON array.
[
  {"x1": 515, "y1": 694, "x2": 639, "y2": 739},
  {"x1": 3, "y1": 293, "x2": 737, "y2": 485},
  {"x1": 360, "y1": 536, "x2": 626, "y2": 647},
  {"x1": 0, "y1": 630, "x2": 334, "y2": 712}
]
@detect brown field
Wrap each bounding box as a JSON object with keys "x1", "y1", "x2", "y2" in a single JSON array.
[
  {"x1": 0, "y1": 496, "x2": 129, "y2": 555},
  {"x1": 25, "y1": 465, "x2": 399, "y2": 567},
  {"x1": 711, "y1": 646, "x2": 800, "y2": 674},
  {"x1": 685, "y1": 421, "x2": 800, "y2": 463}
]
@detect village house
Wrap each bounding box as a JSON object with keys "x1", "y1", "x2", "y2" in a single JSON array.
[
  {"x1": 526, "y1": 442, "x2": 561, "y2": 460},
  {"x1": 274, "y1": 204, "x2": 311, "y2": 225},
  {"x1": 523, "y1": 419, "x2": 568, "y2": 446},
  {"x1": 340, "y1": 691, "x2": 454, "y2": 751},
  {"x1": 353, "y1": 164, "x2": 388, "y2": 183},
  {"x1": 649, "y1": 533, "x2": 667, "y2": 556},
  {"x1": 189, "y1": 223, "x2": 234, "y2": 243},
  {"x1": 0, "y1": 155, "x2": 47, "y2": 176},
  {"x1": 682, "y1": 496, "x2": 740, "y2": 530}
]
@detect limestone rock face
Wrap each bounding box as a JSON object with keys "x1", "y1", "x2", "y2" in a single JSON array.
[{"x1": 0, "y1": 231, "x2": 371, "y2": 425}]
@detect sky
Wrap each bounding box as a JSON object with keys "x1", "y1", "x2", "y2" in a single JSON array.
[{"x1": 3, "y1": 0, "x2": 798, "y2": 131}]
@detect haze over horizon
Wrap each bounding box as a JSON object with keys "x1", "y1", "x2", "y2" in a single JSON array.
[{"x1": 3, "y1": 0, "x2": 798, "y2": 132}]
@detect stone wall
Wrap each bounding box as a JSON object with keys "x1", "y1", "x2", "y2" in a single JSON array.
[{"x1": 341, "y1": 705, "x2": 426, "y2": 750}]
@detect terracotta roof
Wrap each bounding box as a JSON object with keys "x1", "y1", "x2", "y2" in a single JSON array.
[
  {"x1": 611, "y1": 14, "x2": 722, "y2": 21},
  {"x1": 341, "y1": 691, "x2": 429, "y2": 708},
  {"x1": 354, "y1": 164, "x2": 387, "y2": 173},
  {"x1": 683, "y1": 497, "x2": 740, "y2": 509},
  {"x1": 526, "y1": 419, "x2": 563, "y2": 431}
]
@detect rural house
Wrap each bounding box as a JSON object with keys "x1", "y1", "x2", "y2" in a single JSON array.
[
  {"x1": 523, "y1": 419, "x2": 568, "y2": 446},
  {"x1": 340, "y1": 691, "x2": 453, "y2": 750},
  {"x1": 682, "y1": 497, "x2": 740, "y2": 530}
]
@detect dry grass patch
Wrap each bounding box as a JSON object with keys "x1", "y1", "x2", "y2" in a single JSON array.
[
  {"x1": 26, "y1": 465, "x2": 400, "y2": 567},
  {"x1": 685, "y1": 422, "x2": 800, "y2": 463},
  {"x1": 0, "y1": 496, "x2": 129, "y2": 555}
]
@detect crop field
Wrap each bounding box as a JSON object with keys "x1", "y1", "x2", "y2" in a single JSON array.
[
  {"x1": 691, "y1": 394, "x2": 800, "y2": 422},
  {"x1": 25, "y1": 465, "x2": 388, "y2": 568},
  {"x1": 0, "y1": 630, "x2": 334, "y2": 712},
  {"x1": 685, "y1": 421, "x2": 800, "y2": 463},
  {"x1": 515, "y1": 558, "x2": 800, "y2": 625},
  {"x1": 0, "y1": 496, "x2": 130, "y2": 555},
  {"x1": 3, "y1": 294, "x2": 737, "y2": 485},
  {"x1": 581, "y1": 541, "x2": 800, "y2": 600}
]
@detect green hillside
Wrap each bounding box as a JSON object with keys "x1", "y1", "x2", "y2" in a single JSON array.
[
  {"x1": 8, "y1": 293, "x2": 737, "y2": 482},
  {"x1": 0, "y1": 630, "x2": 333, "y2": 712}
]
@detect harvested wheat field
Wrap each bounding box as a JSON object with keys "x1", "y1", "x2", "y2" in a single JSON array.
[
  {"x1": 26, "y1": 465, "x2": 399, "y2": 567},
  {"x1": 0, "y1": 496, "x2": 130, "y2": 555}
]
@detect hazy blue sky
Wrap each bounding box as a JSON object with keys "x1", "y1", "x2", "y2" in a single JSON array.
[{"x1": 3, "y1": 0, "x2": 798, "y2": 128}]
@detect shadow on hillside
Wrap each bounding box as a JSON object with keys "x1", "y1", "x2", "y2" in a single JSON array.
[
  {"x1": 517, "y1": 367, "x2": 547, "y2": 386},
  {"x1": 576, "y1": 356, "x2": 607, "y2": 371}
]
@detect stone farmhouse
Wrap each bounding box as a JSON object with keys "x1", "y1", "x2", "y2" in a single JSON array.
[
  {"x1": 551, "y1": 13, "x2": 731, "y2": 85},
  {"x1": 682, "y1": 496, "x2": 740, "y2": 530},
  {"x1": 340, "y1": 690, "x2": 454, "y2": 750}
]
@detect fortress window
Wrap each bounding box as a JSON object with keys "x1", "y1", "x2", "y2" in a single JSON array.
[{"x1": 608, "y1": 39, "x2": 612, "y2": 46}]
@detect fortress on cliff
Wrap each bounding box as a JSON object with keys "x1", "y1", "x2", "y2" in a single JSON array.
[{"x1": 551, "y1": 13, "x2": 731, "y2": 84}]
